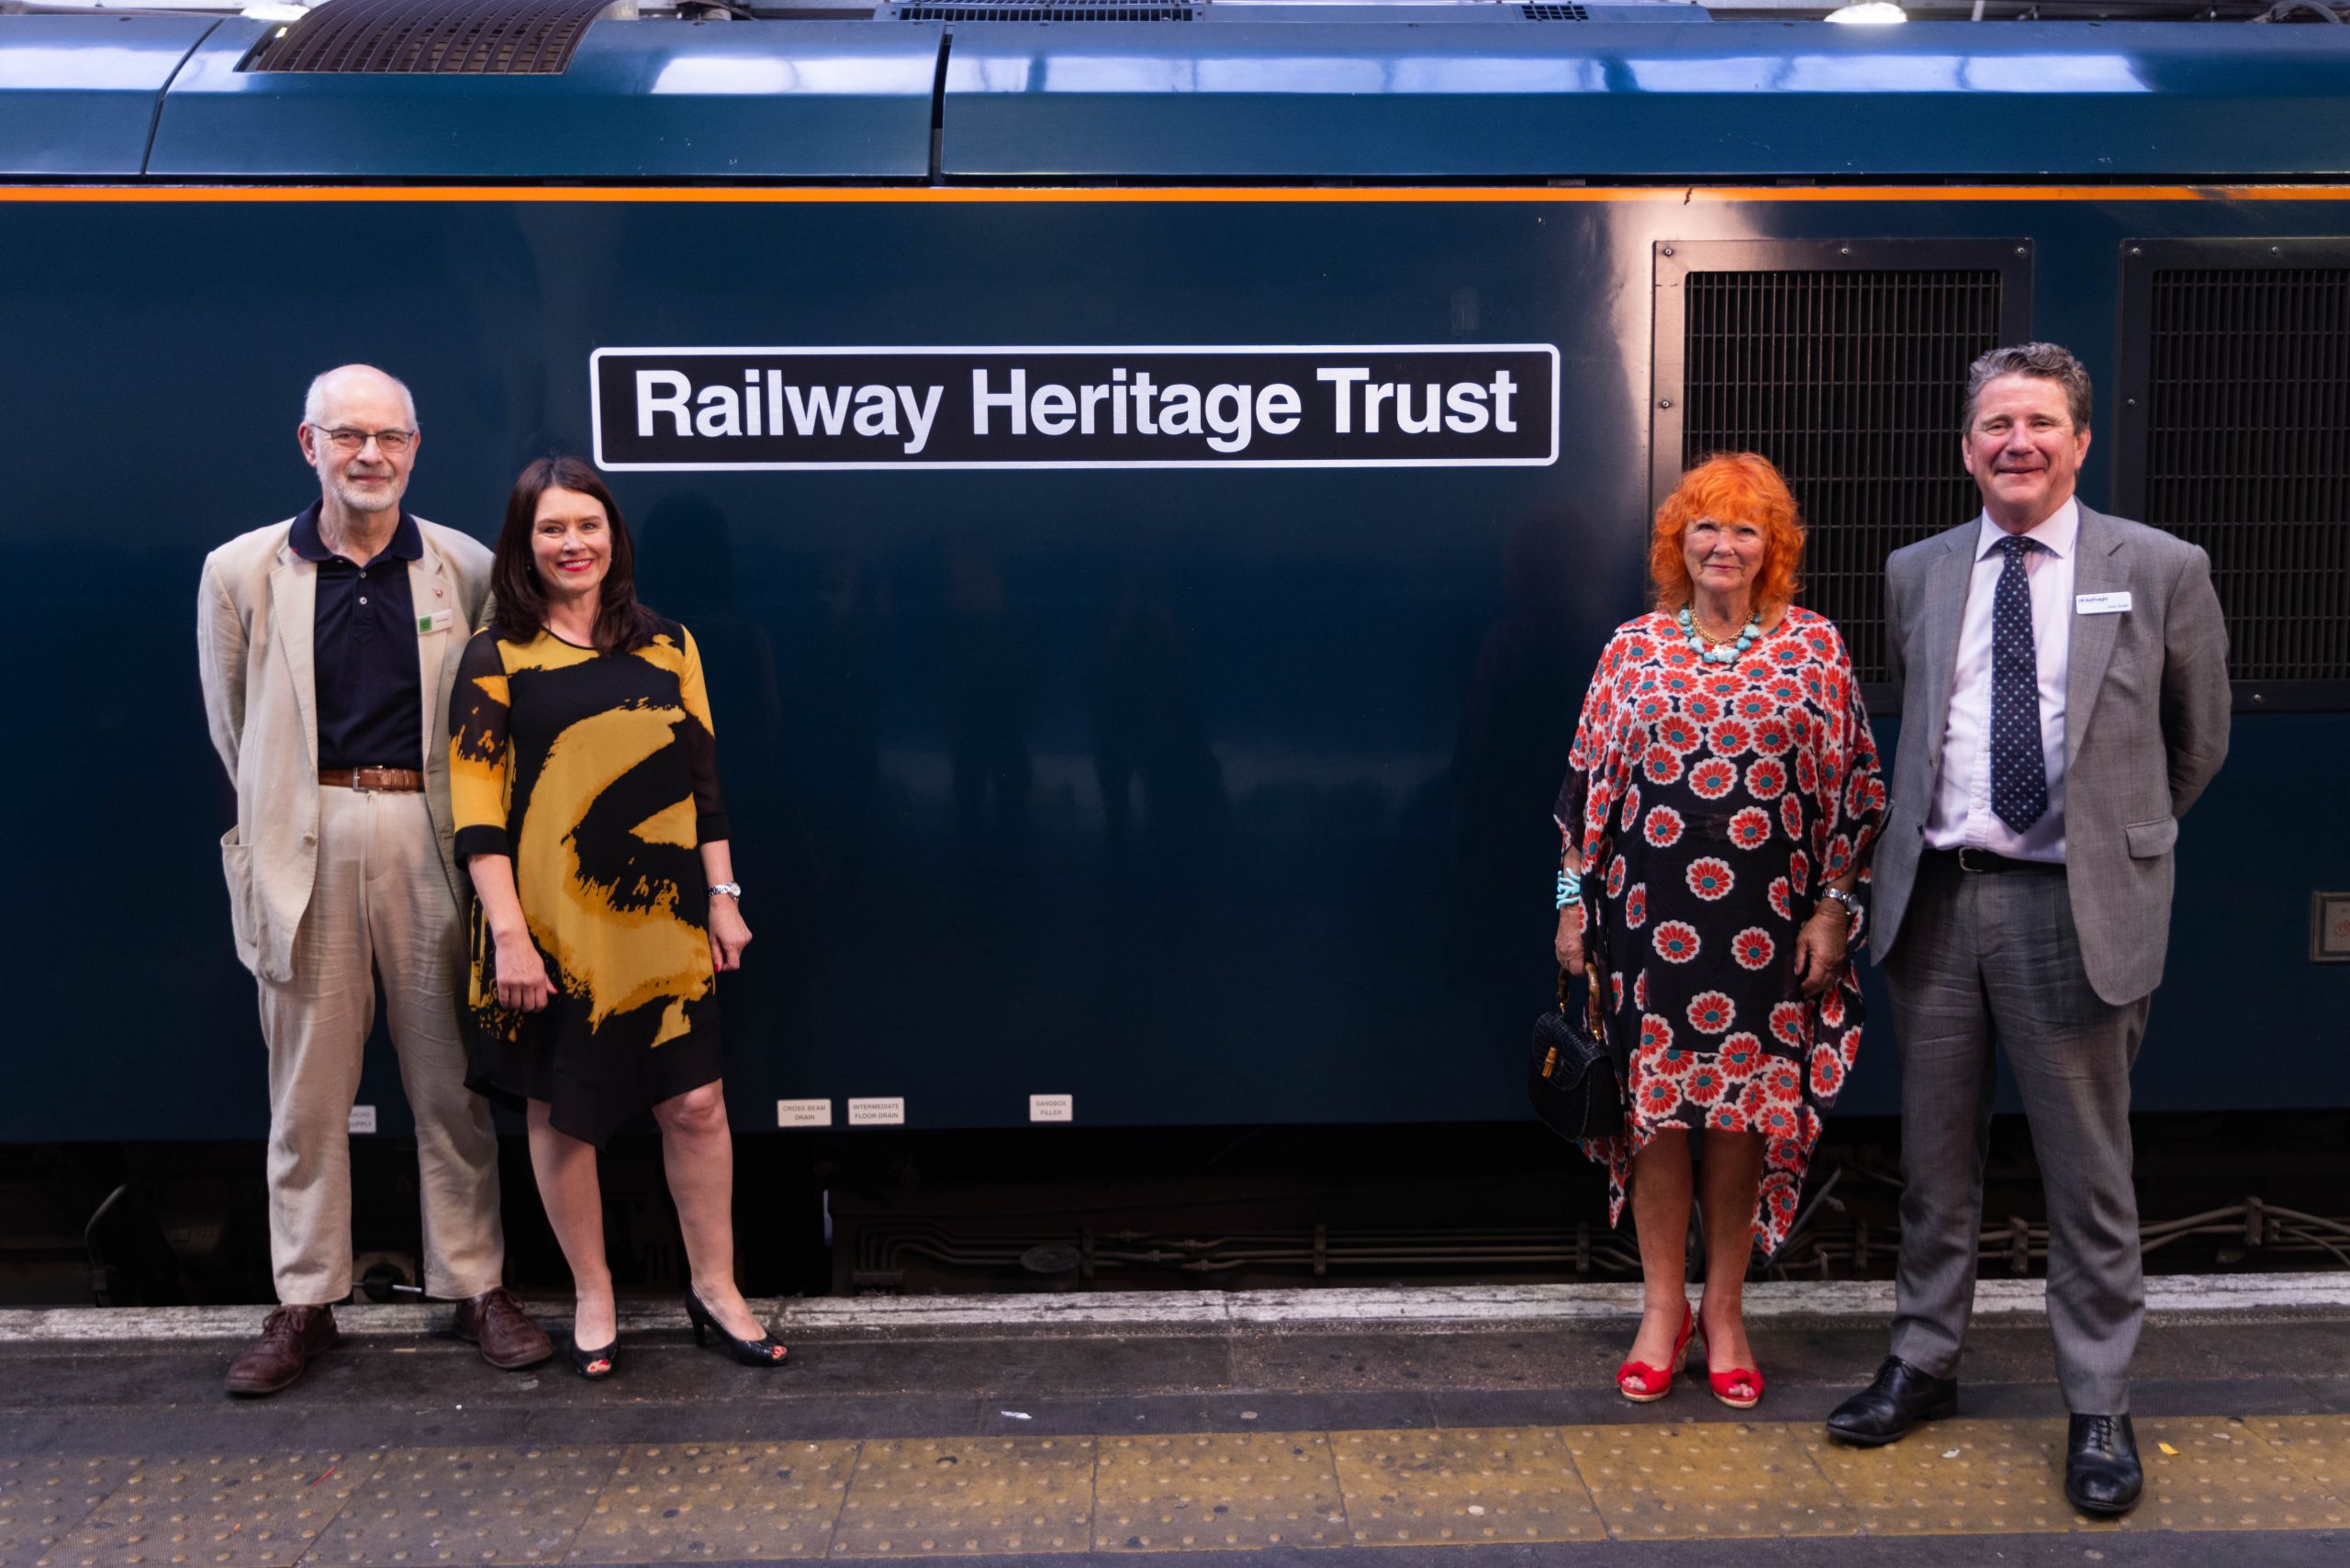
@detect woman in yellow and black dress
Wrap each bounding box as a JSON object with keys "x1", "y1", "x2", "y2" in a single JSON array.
[{"x1": 452, "y1": 454, "x2": 783, "y2": 1378}]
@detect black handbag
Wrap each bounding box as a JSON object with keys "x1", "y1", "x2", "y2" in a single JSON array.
[{"x1": 1528, "y1": 872, "x2": 1624, "y2": 1141}]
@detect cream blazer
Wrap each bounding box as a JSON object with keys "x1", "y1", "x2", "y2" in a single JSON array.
[{"x1": 196, "y1": 514, "x2": 496, "y2": 982}]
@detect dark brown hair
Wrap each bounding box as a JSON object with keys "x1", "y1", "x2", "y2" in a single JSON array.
[{"x1": 490, "y1": 455, "x2": 657, "y2": 654}]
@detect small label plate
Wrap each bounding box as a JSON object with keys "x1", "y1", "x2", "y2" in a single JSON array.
[
  {"x1": 1029, "y1": 1093, "x2": 1074, "y2": 1124},
  {"x1": 348, "y1": 1104, "x2": 377, "y2": 1135},
  {"x1": 847, "y1": 1097, "x2": 906, "y2": 1126},
  {"x1": 2315, "y1": 891, "x2": 2350, "y2": 963},
  {"x1": 776, "y1": 1098, "x2": 833, "y2": 1128}
]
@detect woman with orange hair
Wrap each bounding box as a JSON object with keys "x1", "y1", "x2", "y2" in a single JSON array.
[{"x1": 1552, "y1": 453, "x2": 1883, "y2": 1408}]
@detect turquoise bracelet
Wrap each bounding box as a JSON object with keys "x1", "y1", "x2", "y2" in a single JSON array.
[{"x1": 1556, "y1": 868, "x2": 1583, "y2": 909}]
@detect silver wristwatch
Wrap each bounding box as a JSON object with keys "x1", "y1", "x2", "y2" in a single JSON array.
[
  {"x1": 709, "y1": 881, "x2": 743, "y2": 901},
  {"x1": 1820, "y1": 886, "x2": 1861, "y2": 919}
]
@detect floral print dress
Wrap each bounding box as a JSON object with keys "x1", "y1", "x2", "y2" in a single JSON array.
[{"x1": 1554, "y1": 607, "x2": 1885, "y2": 1258}]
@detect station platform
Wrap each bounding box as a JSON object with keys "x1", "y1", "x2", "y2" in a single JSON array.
[{"x1": 5, "y1": 1278, "x2": 2348, "y2": 1567}]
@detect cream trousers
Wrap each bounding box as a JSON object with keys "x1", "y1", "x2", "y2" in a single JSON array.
[{"x1": 256, "y1": 784, "x2": 504, "y2": 1305}]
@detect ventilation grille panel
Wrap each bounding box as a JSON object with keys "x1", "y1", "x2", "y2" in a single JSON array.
[
  {"x1": 1676, "y1": 268, "x2": 2007, "y2": 685},
  {"x1": 1520, "y1": 4, "x2": 1591, "y2": 17},
  {"x1": 243, "y1": 0, "x2": 613, "y2": 74},
  {"x1": 2140, "y1": 266, "x2": 2350, "y2": 684},
  {"x1": 893, "y1": 2, "x2": 1194, "y2": 17}
]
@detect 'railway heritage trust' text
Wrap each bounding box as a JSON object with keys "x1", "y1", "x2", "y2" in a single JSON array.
[{"x1": 591, "y1": 346, "x2": 1559, "y2": 470}]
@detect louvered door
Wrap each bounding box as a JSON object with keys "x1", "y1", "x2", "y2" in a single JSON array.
[
  {"x1": 2116, "y1": 240, "x2": 2350, "y2": 708},
  {"x1": 1651, "y1": 240, "x2": 2034, "y2": 703}
]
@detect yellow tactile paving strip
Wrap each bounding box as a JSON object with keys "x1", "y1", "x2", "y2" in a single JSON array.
[
  {"x1": 833, "y1": 1439, "x2": 1095, "y2": 1558},
  {"x1": 317, "y1": 1446, "x2": 621, "y2": 1565},
  {"x1": 6, "y1": 1416, "x2": 2350, "y2": 1563},
  {"x1": 573, "y1": 1443, "x2": 859, "y2": 1562},
  {"x1": 1799, "y1": 1417, "x2": 2070, "y2": 1536},
  {"x1": 56, "y1": 1451, "x2": 383, "y2": 1568},
  {"x1": 1096, "y1": 1434, "x2": 1346, "y2": 1551},
  {"x1": 0, "y1": 1459, "x2": 140, "y2": 1568},
  {"x1": 1328, "y1": 1428, "x2": 1604, "y2": 1546},
  {"x1": 1564, "y1": 1421, "x2": 1854, "y2": 1539}
]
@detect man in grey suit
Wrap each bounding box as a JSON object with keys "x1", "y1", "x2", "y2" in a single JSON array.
[{"x1": 1824, "y1": 343, "x2": 2230, "y2": 1516}]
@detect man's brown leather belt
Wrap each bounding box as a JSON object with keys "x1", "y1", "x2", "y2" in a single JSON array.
[
  {"x1": 320, "y1": 767, "x2": 424, "y2": 792},
  {"x1": 1930, "y1": 846, "x2": 2064, "y2": 875}
]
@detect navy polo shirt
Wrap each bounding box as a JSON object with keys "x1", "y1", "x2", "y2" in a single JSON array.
[{"x1": 290, "y1": 501, "x2": 424, "y2": 772}]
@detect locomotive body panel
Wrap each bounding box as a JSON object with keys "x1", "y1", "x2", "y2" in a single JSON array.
[{"x1": 1, "y1": 15, "x2": 2344, "y2": 1142}]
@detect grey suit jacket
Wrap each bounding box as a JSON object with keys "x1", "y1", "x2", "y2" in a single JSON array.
[
  {"x1": 196, "y1": 514, "x2": 496, "y2": 983},
  {"x1": 1870, "y1": 504, "x2": 2230, "y2": 1005}
]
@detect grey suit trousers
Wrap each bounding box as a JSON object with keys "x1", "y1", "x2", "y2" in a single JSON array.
[{"x1": 1884, "y1": 853, "x2": 2149, "y2": 1416}]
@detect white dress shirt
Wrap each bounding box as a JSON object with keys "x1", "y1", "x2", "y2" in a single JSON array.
[{"x1": 1923, "y1": 498, "x2": 2077, "y2": 862}]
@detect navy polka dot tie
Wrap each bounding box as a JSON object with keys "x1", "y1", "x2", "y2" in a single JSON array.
[{"x1": 1989, "y1": 534, "x2": 2049, "y2": 834}]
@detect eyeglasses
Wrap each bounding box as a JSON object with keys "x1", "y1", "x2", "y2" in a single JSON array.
[{"x1": 311, "y1": 424, "x2": 416, "y2": 454}]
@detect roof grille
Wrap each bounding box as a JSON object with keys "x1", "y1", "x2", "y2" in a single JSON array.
[
  {"x1": 2135, "y1": 264, "x2": 2350, "y2": 686},
  {"x1": 242, "y1": 0, "x2": 616, "y2": 74},
  {"x1": 1669, "y1": 263, "x2": 2012, "y2": 686},
  {"x1": 1520, "y1": 4, "x2": 1591, "y2": 17},
  {"x1": 892, "y1": 2, "x2": 1195, "y2": 17}
]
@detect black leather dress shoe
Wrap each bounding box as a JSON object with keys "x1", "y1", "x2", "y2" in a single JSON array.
[
  {"x1": 1824, "y1": 1356, "x2": 1960, "y2": 1447},
  {"x1": 2065, "y1": 1414, "x2": 2143, "y2": 1517}
]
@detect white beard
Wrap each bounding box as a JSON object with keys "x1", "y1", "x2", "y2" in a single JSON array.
[{"x1": 327, "y1": 472, "x2": 402, "y2": 514}]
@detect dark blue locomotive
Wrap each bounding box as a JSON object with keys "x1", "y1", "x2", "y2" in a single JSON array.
[{"x1": 2, "y1": 3, "x2": 2346, "y2": 1158}]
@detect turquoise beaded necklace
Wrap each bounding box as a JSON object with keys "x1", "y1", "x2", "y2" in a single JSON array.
[{"x1": 1676, "y1": 605, "x2": 1762, "y2": 665}]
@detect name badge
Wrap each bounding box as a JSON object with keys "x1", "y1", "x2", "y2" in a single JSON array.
[
  {"x1": 417, "y1": 609, "x2": 454, "y2": 634},
  {"x1": 2075, "y1": 592, "x2": 2132, "y2": 616}
]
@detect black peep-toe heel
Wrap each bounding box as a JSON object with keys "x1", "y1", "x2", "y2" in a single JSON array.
[
  {"x1": 569, "y1": 1337, "x2": 617, "y2": 1380},
  {"x1": 684, "y1": 1287, "x2": 789, "y2": 1366}
]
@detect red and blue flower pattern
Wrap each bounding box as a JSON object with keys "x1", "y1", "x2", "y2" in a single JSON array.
[
  {"x1": 1685, "y1": 857, "x2": 1735, "y2": 901},
  {"x1": 1688, "y1": 758, "x2": 1740, "y2": 801},
  {"x1": 1554, "y1": 606, "x2": 1885, "y2": 1260},
  {"x1": 1651, "y1": 921, "x2": 1701, "y2": 963},
  {"x1": 1685, "y1": 990, "x2": 1736, "y2": 1035}
]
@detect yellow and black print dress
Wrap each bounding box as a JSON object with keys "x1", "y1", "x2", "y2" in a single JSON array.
[{"x1": 451, "y1": 619, "x2": 729, "y2": 1148}]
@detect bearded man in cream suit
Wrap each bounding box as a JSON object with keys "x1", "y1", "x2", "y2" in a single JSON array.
[
  {"x1": 198, "y1": 365, "x2": 549, "y2": 1394},
  {"x1": 1825, "y1": 343, "x2": 2230, "y2": 1518}
]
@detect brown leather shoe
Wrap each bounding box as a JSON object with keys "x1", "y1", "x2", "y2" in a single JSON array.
[
  {"x1": 452, "y1": 1286, "x2": 554, "y2": 1371},
  {"x1": 224, "y1": 1304, "x2": 340, "y2": 1397}
]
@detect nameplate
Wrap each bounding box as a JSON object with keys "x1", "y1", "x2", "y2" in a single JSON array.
[{"x1": 2076, "y1": 592, "x2": 2132, "y2": 615}]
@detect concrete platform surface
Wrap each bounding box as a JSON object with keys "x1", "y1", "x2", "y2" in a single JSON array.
[{"x1": 2, "y1": 1278, "x2": 2346, "y2": 1565}]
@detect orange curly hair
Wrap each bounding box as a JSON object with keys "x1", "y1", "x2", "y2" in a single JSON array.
[{"x1": 1649, "y1": 452, "x2": 1805, "y2": 614}]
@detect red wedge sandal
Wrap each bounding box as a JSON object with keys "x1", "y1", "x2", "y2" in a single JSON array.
[
  {"x1": 1698, "y1": 1318, "x2": 1764, "y2": 1409},
  {"x1": 1617, "y1": 1303, "x2": 1695, "y2": 1404}
]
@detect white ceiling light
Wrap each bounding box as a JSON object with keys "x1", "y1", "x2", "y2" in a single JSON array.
[{"x1": 1826, "y1": 2, "x2": 1909, "y2": 20}]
